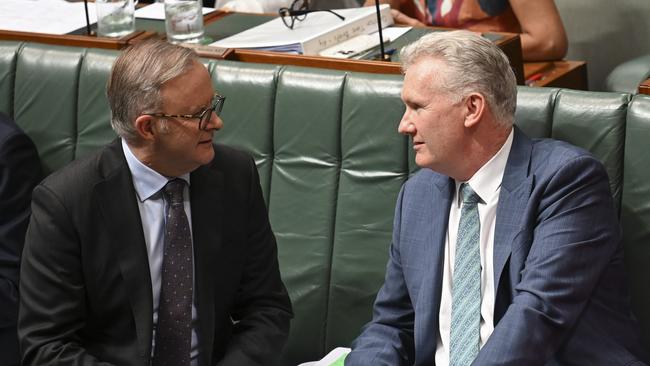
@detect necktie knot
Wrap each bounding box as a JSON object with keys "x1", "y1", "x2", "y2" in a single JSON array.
[
  {"x1": 163, "y1": 179, "x2": 185, "y2": 206},
  {"x1": 460, "y1": 183, "x2": 480, "y2": 205}
]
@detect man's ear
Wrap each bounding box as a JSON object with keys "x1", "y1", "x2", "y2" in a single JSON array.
[
  {"x1": 134, "y1": 115, "x2": 157, "y2": 141},
  {"x1": 464, "y1": 93, "x2": 486, "y2": 128}
]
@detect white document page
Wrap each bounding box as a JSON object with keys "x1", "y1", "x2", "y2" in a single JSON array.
[
  {"x1": 211, "y1": 5, "x2": 389, "y2": 50},
  {"x1": 134, "y1": 2, "x2": 216, "y2": 20},
  {"x1": 297, "y1": 347, "x2": 351, "y2": 366},
  {"x1": 0, "y1": 0, "x2": 98, "y2": 34}
]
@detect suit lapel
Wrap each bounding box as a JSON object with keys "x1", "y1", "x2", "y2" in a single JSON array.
[
  {"x1": 493, "y1": 127, "x2": 533, "y2": 322},
  {"x1": 414, "y1": 173, "x2": 453, "y2": 360},
  {"x1": 189, "y1": 163, "x2": 224, "y2": 366},
  {"x1": 93, "y1": 140, "x2": 153, "y2": 358}
]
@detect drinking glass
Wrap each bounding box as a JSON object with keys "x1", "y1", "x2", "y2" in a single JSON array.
[
  {"x1": 95, "y1": 0, "x2": 137, "y2": 38},
  {"x1": 164, "y1": 0, "x2": 205, "y2": 44}
]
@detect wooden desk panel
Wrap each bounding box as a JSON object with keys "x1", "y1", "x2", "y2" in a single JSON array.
[
  {"x1": 524, "y1": 61, "x2": 588, "y2": 90},
  {"x1": 203, "y1": 13, "x2": 524, "y2": 81},
  {"x1": 639, "y1": 78, "x2": 650, "y2": 95},
  {"x1": 225, "y1": 49, "x2": 402, "y2": 74},
  {"x1": 0, "y1": 10, "x2": 225, "y2": 50},
  {"x1": 0, "y1": 29, "x2": 153, "y2": 50},
  {"x1": 0, "y1": 8, "x2": 525, "y2": 82}
]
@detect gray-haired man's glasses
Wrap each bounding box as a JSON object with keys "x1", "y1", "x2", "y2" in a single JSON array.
[{"x1": 146, "y1": 93, "x2": 226, "y2": 130}]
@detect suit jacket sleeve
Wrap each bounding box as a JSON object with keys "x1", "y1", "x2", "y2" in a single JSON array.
[
  {"x1": 345, "y1": 185, "x2": 416, "y2": 366},
  {"x1": 474, "y1": 155, "x2": 621, "y2": 365},
  {"x1": 18, "y1": 184, "x2": 113, "y2": 366},
  {"x1": 216, "y1": 157, "x2": 293, "y2": 366},
  {"x1": 0, "y1": 129, "x2": 41, "y2": 363}
]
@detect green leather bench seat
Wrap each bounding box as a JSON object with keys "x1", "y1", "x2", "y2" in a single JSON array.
[{"x1": 1, "y1": 41, "x2": 649, "y2": 364}]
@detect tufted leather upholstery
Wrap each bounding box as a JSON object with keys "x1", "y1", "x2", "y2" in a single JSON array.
[{"x1": 1, "y1": 41, "x2": 649, "y2": 364}]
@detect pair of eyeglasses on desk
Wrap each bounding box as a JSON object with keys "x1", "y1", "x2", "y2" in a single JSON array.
[{"x1": 278, "y1": 0, "x2": 346, "y2": 30}]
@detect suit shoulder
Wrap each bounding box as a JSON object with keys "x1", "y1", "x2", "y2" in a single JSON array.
[
  {"x1": 0, "y1": 116, "x2": 32, "y2": 149},
  {"x1": 531, "y1": 138, "x2": 595, "y2": 162},
  {"x1": 530, "y1": 138, "x2": 604, "y2": 171},
  {"x1": 526, "y1": 138, "x2": 611, "y2": 192},
  {"x1": 404, "y1": 168, "x2": 446, "y2": 191},
  {"x1": 39, "y1": 147, "x2": 106, "y2": 198},
  {"x1": 208, "y1": 144, "x2": 255, "y2": 171}
]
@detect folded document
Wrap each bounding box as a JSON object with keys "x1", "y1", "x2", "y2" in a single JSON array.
[{"x1": 210, "y1": 5, "x2": 393, "y2": 55}]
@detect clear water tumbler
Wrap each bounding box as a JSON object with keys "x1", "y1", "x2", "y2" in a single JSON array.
[
  {"x1": 164, "y1": 0, "x2": 205, "y2": 44},
  {"x1": 95, "y1": 0, "x2": 136, "y2": 38}
]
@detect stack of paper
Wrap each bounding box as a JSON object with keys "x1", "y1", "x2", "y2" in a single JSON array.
[
  {"x1": 210, "y1": 5, "x2": 393, "y2": 55},
  {"x1": 0, "y1": 0, "x2": 97, "y2": 35},
  {"x1": 134, "y1": 3, "x2": 216, "y2": 20}
]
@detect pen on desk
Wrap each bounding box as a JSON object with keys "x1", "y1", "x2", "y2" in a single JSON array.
[{"x1": 525, "y1": 72, "x2": 544, "y2": 86}]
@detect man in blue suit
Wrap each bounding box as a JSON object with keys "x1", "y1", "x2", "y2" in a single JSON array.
[{"x1": 346, "y1": 30, "x2": 647, "y2": 365}]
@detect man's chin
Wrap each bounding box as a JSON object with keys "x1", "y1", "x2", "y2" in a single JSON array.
[{"x1": 199, "y1": 147, "x2": 215, "y2": 165}]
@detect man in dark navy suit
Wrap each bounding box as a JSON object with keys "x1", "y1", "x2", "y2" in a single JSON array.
[{"x1": 0, "y1": 112, "x2": 41, "y2": 366}]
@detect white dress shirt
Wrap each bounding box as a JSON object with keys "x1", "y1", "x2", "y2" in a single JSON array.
[
  {"x1": 122, "y1": 140, "x2": 199, "y2": 365},
  {"x1": 435, "y1": 130, "x2": 514, "y2": 365}
]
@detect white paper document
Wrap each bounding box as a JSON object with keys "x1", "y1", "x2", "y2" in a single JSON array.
[
  {"x1": 210, "y1": 5, "x2": 394, "y2": 55},
  {"x1": 319, "y1": 26, "x2": 411, "y2": 58},
  {"x1": 0, "y1": 0, "x2": 98, "y2": 35},
  {"x1": 134, "y1": 2, "x2": 216, "y2": 20},
  {"x1": 297, "y1": 347, "x2": 351, "y2": 366}
]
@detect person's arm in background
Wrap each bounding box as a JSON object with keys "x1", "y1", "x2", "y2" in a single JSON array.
[
  {"x1": 363, "y1": 0, "x2": 426, "y2": 27},
  {"x1": 364, "y1": 0, "x2": 567, "y2": 61},
  {"x1": 509, "y1": 0, "x2": 568, "y2": 61}
]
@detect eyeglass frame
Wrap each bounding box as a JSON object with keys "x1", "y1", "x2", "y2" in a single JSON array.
[
  {"x1": 144, "y1": 93, "x2": 226, "y2": 130},
  {"x1": 278, "y1": 0, "x2": 345, "y2": 30}
]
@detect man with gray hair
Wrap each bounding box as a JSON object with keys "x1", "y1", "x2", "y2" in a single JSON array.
[
  {"x1": 346, "y1": 30, "x2": 646, "y2": 365},
  {"x1": 19, "y1": 40, "x2": 292, "y2": 366}
]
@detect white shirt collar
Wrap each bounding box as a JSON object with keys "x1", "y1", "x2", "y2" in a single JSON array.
[
  {"x1": 455, "y1": 129, "x2": 514, "y2": 206},
  {"x1": 121, "y1": 139, "x2": 190, "y2": 202}
]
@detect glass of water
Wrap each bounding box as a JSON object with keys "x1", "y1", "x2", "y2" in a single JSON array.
[
  {"x1": 164, "y1": 0, "x2": 205, "y2": 44},
  {"x1": 95, "y1": 0, "x2": 137, "y2": 38}
]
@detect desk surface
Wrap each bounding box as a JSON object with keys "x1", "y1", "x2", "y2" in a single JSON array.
[
  {"x1": 1, "y1": 7, "x2": 558, "y2": 87},
  {"x1": 524, "y1": 61, "x2": 588, "y2": 90},
  {"x1": 201, "y1": 12, "x2": 525, "y2": 83}
]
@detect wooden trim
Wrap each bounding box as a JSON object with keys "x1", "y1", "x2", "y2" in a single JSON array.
[
  {"x1": 0, "y1": 9, "x2": 223, "y2": 50},
  {"x1": 227, "y1": 49, "x2": 402, "y2": 74},
  {"x1": 496, "y1": 33, "x2": 524, "y2": 85},
  {"x1": 639, "y1": 78, "x2": 650, "y2": 95},
  {"x1": 0, "y1": 29, "x2": 148, "y2": 49},
  {"x1": 0, "y1": 8, "x2": 529, "y2": 81}
]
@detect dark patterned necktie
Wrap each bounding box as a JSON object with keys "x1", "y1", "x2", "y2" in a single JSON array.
[
  {"x1": 450, "y1": 183, "x2": 481, "y2": 366},
  {"x1": 152, "y1": 179, "x2": 193, "y2": 366}
]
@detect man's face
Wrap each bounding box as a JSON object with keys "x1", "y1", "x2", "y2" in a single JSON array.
[
  {"x1": 398, "y1": 57, "x2": 467, "y2": 174},
  {"x1": 153, "y1": 61, "x2": 223, "y2": 176}
]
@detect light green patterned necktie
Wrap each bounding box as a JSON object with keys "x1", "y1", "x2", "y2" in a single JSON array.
[{"x1": 450, "y1": 183, "x2": 481, "y2": 366}]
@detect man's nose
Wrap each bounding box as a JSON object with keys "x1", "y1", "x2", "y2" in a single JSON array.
[
  {"x1": 205, "y1": 112, "x2": 224, "y2": 131},
  {"x1": 397, "y1": 114, "x2": 414, "y2": 135}
]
